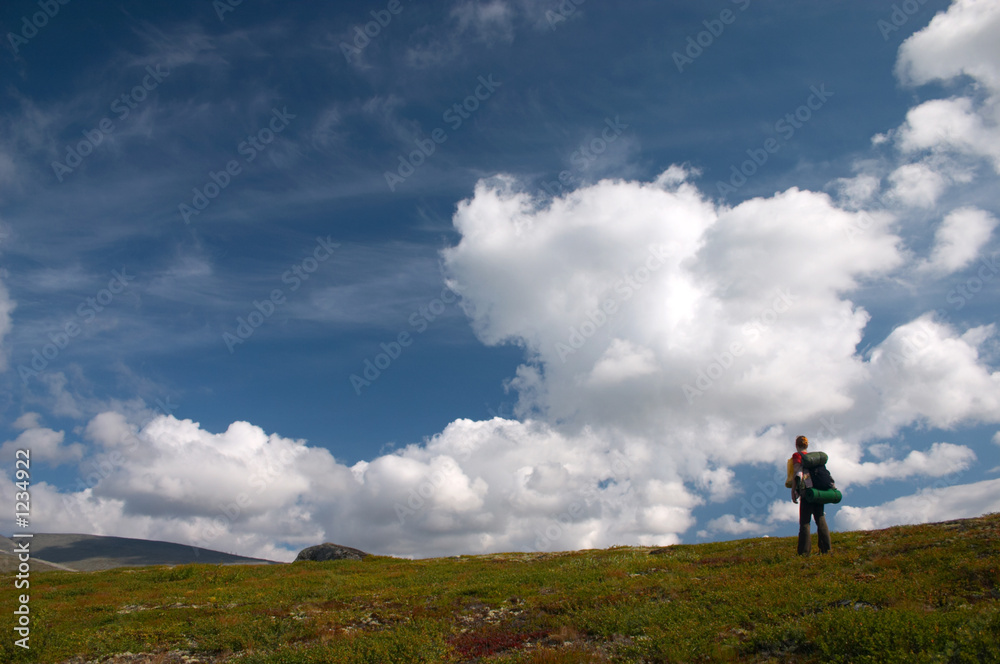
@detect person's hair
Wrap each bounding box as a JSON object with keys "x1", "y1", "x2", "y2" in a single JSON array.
[{"x1": 795, "y1": 435, "x2": 809, "y2": 451}]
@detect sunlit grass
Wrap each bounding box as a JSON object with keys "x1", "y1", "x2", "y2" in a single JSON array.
[{"x1": 2, "y1": 514, "x2": 998, "y2": 663}]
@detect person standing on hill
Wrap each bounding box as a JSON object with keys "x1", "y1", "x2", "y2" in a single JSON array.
[{"x1": 785, "y1": 435, "x2": 832, "y2": 555}]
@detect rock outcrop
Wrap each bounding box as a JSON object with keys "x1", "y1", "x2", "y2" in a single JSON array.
[{"x1": 294, "y1": 543, "x2": 370, "y2": 562}]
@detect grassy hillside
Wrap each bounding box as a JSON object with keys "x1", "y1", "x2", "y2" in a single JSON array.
[{"x1": 3, "y1": 515, "x2": 998, "y2": 664}]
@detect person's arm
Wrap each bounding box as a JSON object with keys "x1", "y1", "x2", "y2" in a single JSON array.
[{"x1": 791, "y1": 458, "x2": 804, "y2": 503}]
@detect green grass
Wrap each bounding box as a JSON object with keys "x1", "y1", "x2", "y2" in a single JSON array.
[{"x1": 3, "y1": 514, "x2": 999, "y2": 663}]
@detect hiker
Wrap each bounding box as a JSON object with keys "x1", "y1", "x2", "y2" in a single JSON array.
[{"x1": 786, "y1": 435, "x2": 832, "y2": 555}]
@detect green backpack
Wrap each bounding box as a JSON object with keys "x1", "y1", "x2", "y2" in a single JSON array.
[
  {"x1": 799, "y1": 452, "x2": 842, "y2": 504},
  {"x1": 804, "y1": 487, "x2": 843, "y2": 504}
]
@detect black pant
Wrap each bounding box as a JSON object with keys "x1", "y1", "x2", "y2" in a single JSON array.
[{"x1": 798, "y1": 500, "x2": 831, "y2": 555}]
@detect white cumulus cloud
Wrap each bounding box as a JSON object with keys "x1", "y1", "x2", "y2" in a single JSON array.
[
  {"x1": 896, "y1": 0, "x2": 1000, "y2": 91},
  {"x1": 1, "y1": 425, "x2": 84, "y2": 466},
  {"x1": 836, "y1": 442, "x2": 977, "y2": 487},
  {"x1": 919, "y1": 206, "x2": 998, "y2": 274},
  {"x1": 887, "y1": 161, "x2": 948, "y2": 208},
  {"x1": 836, "y1": 478, "x2": 1000, "y2": 531},
  {"x1": 865, "y1": 316, "x2": 1000, "y2": 433},
  {"x1": 894, "y1": 0, "x2": 1000, "y2": 172}
]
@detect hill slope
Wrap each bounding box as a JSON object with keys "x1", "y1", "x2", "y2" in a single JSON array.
[
  {"x1": 2, "y1": 515, "x2": 999, "y2": 663},
  {"x1": 0, "y1": 533, "x2": 277, "y2": 572}
]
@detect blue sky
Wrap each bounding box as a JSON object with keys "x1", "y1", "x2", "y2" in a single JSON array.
[{"x1": 2, "y1": 0, "x2": 999, "y2": 560}]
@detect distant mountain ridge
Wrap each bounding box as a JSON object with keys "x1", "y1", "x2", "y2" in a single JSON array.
[{"x1": 0, "y1": 533, "x2": 279, "y2": 572}]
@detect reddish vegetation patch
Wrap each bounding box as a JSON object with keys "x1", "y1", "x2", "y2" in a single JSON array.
[
  {"x1": 449, "y1": 627, "x2": 550, "y2": 659},
  {"x1": 701, "y1": 554, "x2": 750, "y2": 568}
]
